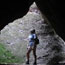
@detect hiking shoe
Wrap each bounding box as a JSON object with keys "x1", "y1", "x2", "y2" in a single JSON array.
[
  {"x1": 26, "y1": 61, "x2": 29, "y2": 64},
  {"x1": 33, "y1": 62, "x2": 37, "y2": 65}
]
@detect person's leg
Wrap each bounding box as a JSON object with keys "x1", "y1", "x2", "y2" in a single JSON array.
[
  {"x1": 26, "y1": 47, "x2": 32, "y2": 64},
  {"x1": 33, "y1": 45, "x2": 37, "y2": 64}
]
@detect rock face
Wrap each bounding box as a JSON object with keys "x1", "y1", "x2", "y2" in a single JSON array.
[{"x1": 0, "y1": 2, "x2": 65, "y2": 65}]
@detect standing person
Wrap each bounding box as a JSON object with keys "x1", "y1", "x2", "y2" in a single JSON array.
[{"x1": 26, "y1": 29, "x2": 39, "y2": 65}]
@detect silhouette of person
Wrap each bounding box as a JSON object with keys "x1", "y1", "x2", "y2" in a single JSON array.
[{"x1": 26, "y1": 29, "x2": 38, "y2": 65}]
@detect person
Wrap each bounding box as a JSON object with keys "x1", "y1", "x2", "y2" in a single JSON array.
[{"x1": 26, "y1": 29, "x2": 38, "y2": 65}]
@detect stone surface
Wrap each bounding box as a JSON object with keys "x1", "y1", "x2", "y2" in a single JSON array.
[{"x1": 0, "y1": 2, "x2": 65, "y2": 65}]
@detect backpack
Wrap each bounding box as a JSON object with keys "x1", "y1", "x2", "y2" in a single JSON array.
[
  {"x1": 32, "y1": 34, "x2": 39, "y2": 45},
  {"x1": 35, "y1": 36, "x2": 39, "y2": 45}
]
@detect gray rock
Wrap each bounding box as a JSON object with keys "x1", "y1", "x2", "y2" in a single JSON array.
[{"x1": 0, "y1": 2, "x2": 65, "y2": 65}]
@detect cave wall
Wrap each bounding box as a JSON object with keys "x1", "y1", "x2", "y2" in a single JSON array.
[
  {"x1": 0, "y1": 0, "x2": 65, "y2": 41},
  {"x1": 35, "y1": 0, "x2": 65, "y2": 41},
  {"x1": 0, "y1": 0, "x2": 34, "y2": 30},
  {"x1": 0, "y1": 3, "x2": 65, "y2": 64}
]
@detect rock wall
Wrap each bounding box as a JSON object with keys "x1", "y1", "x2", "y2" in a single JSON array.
[{"x1": 0, "y1": 2, "x2": 65, "y2": 65}]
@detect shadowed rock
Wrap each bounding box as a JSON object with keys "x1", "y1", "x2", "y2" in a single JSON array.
[{"x1": 0, "y1": 2, "x2": 65, "y2": 65}]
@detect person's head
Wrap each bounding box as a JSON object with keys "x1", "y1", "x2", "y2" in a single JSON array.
[{"x1": 30, "y1": 29, "x2": 35, "y2": 34}]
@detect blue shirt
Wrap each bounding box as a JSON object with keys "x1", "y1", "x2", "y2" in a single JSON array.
[{"x1": 28, "y1": 34, "x2": 36, "y2": 46}]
